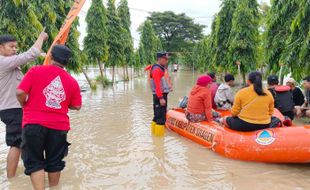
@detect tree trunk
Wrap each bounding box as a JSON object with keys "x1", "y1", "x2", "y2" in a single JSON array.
[
  {"x1": 82, "y1": 68, "x2": 93, "y2": 89},
  {"x1": 125, "y1": 64, "x2": 129, "y2": 81},
  {"x1": 98, "y1": 60, "x2": 105, "y2": 87},
  {"x1": 242, "y1": 72, "x2": 246, "y2": 87},
  {"x1": 104, "y1": 64, "x2": 107, "y2": 77},
  {"x1": 123, "y1": 65, "x2": 126, "y2": 81},
  {"x1": 112, "y1": 65, "x2": 115, "y2": 84}
]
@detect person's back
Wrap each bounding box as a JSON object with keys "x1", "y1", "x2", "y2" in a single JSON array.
[
  {"x1": 224, "y1": 72, "x2": 274, "y2": 132},
  {"x1": 234, "y1": 85, "x2": 274, "y2": 124},
  {"x1": 20, "y1": 65, "x2": 81, "y2": 130},
  {"x1": 186, "y1": 75, "x2": 213, "y2": 122},
  {"x1": 215, "y1": 74, "x2": 235, "y2": 110},
  {"x1": 268, "y1": 75, "x2": 294, "y2": 120},
  {"x1": 17, "y1": 45, "x2": 82, "y2": 189}
]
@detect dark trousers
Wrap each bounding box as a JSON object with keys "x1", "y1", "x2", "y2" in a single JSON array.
[
  {"x1": 282, "y1": 111, "x2": 294, "y2": 120},
  {"x1": 226, "y1": 117, "x2": 270, "y2": 132},
  {"x1": 153, "y1": 93, "x2": 168, "y2": 125}
]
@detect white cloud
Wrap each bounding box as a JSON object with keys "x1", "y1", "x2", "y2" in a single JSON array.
[{"x1": 78, "y1": 0, "x2": 270, "y2": 49}]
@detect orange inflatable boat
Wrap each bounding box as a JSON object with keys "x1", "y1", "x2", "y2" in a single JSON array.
[{"x1": 165, "y1": 109, "x2": 310, "y2": 163}]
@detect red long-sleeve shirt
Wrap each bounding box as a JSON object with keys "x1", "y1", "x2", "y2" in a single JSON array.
[{"x1": 151, "y1": 66, "x2": 165, "y2": 99}]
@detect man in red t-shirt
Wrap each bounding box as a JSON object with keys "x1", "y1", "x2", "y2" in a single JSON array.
[{"x1": 16, "y1": 45, "x2": 82, "y2": 189}]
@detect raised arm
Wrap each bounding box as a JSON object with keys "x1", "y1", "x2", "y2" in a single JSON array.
[{"x1": 0, "y1": 29, "x2": 48, "y2": 71}]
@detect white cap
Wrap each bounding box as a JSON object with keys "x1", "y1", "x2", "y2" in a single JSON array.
[{"x1": 286, "y1": 78, "x2": 296, "y2": 84}]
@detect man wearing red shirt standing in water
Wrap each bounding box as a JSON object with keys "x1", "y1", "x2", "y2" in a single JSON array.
[
  {"x1": 150, "y1": 52, "x2": 170, "y2": 136},
  {"x1": 16, "y1": 45, "x2": 82, "y2": 190}
]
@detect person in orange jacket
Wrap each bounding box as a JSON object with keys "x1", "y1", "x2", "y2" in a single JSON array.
[
  {"x1": 186, "y1": 75, "x2": 213, "y2": 122},
  {"x1": 148, "y1": 52, "x2": 171, "y2": 135}
]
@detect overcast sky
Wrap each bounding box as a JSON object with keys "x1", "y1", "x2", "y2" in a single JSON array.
[{"x1": 78, "y1": 0, "x2": 270, "y2": 49}]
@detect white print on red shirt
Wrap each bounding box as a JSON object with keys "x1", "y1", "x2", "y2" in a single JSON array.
[{"x1": 43, "y1": 76, "x2": 66, "y2": 109}]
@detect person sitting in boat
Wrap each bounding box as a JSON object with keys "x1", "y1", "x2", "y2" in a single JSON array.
[
  {"x1": 207, "y1": 72, "x2": 219, "y2": 109},
  {"x1": 224, "y1": 72, "x2": 274, "y2": 131},
  {"x1": 267, "y1": 75, "x2": 294, "y2": 120},
  {"x1": 214, "y1": 74, "x2": 235, "y2": 110},
  {"x1": 185, "y1": 75, "x2": 213, "y2": 122},
  {"x1": 286, "y1": 78, "x2": 305, "y2": 107},
  {"x1": 295, "y1": 76, "x2": 310, "y2": 118}
]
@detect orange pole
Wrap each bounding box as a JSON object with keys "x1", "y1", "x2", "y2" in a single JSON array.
[{"x1": 43, "y1": 0, "x2": 86, "y2": 65}]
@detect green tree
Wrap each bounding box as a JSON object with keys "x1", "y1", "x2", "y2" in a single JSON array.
[
  {"x1": 228, "y1": 0, "x2": 260, "y2": 81},
  {"x1": 192, "y1": 37, "x2": 211, "y2": 72},
  {"x1": 213, "y1": 0, "x2": 237, "y2": 71},
  {"x1": 257, "y1": 2, "x2": 270, "y2": 70},
  {"x1": 118, "y1": 0, "x2": 133, "y2": 81},
  {"x1": 265, "y1": 0, "x2": 299, "y2": 78},
  {"x1": 147, "y1": 11, "x2": 205, "y2": 53},
  {"x1": 107, "y1": 0, "x2": 124, "y2": 83},
  {"x1": 0, "y1": 0, "x2": 82, "y2": 74},
  {"x1": 84, "y1": 0, "x2": 109, "y2": 87},
  {"x1": 134, "y1": 50, "x2": 141, "y2": 73},
  {"x1": 138, "y1": 43, "x2": 146, "y2": 73},
  {"x1": 283, "y1": 0, "x2": 310, "y2": 80},
  {"x1": 138, "y1": 20, "x2": 158, "y2": 66}
]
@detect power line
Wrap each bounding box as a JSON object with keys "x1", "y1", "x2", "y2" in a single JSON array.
[{"x1": 80, "y1": 6, "x2": 214, "y2": 20}]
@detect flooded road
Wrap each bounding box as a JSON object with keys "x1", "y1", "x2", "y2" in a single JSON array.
[{"x1": 1, "y1": 70, "x2": 310, "y2": 190}]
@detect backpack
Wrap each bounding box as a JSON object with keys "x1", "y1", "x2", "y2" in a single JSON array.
[{"x1": 269, "y1": 86, "x2": 294, "y2": 113}]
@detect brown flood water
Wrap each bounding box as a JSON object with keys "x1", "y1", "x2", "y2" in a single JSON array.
[{"x1": 1, "y1": 69, "x2": 310, "y2": 190}]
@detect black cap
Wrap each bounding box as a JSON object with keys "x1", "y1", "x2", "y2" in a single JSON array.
[
  {"x1": 156, "y1": 51, "x2": 169, "y2": 59},
  {"x1": 0, "y1": 34, "x2": 16, "y2": 45},
  {"x1": 224, "y1": 74, "x2": 235, "y2": 82},
  {"x1": 208, "y1": 72, "x2": 216, "y2": 79},
  {"x1": 267, "y1": 75, "x2": 279, "y2": 85},
  {"x1": 51, "y1": 45, "x2": 71, "y2": 65}
]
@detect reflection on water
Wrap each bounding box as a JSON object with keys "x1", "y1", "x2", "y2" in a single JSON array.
[{"x1": 1, "y1": 70, "x2": 310, "y2": 190}]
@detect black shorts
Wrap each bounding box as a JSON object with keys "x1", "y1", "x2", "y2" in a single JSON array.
[
  {"x1": 226, "y1": 117, "x2": 270, "y2": 132},
  {"x1": 21, "y1": 124, "x2": 70, "y2": 175},
  {"x1": 0, "y1": 108, "x2": 23, "y2": 147}
]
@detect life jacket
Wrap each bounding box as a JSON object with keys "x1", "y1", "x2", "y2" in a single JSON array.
[
  {"x1": 145, "y1": 64, "x2": 172, "y2": 94},
  {"x1": 269, "y1": 85, "x2": 294, "y2": 113}
]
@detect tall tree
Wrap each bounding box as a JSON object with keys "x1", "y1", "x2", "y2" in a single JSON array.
[
  {"x1": 0, "y1": 0, "x2": 82, "y2": 73},
  {"x1": 139, "y1": 20, "x2": 158, "y2": 65},
  {"x1": 228, "y1": 0, "x2": 260, "y2": 80},
  {"x1": 0, "y1": 0, "x2": 42, "y2": 52},
  {"x1": 191, "y1": 37, "x2": 210, "y2": 72},
  {"x1": 213, "y1": 0, "x2": 237, "y2": 71},
  {"x1": 138, "y1": 43, "x2": 146, "y2": 73},
  {"x1": 147, "y1": 11, "x2": 205, "y2": 53},
  {"x1": 134, "y1": 50, "x2": 142, "y2": 75},
  {"x1": 84, "y1": 0, "x2": 109, "y2": 87},
  {"x1": 265, "y1": 0, "x2": 299, "y2": 78},
  {"x1": 283, "y1": 0, "x2": 310, "y2": 80},
  {"x1": 118, "y1": 0, "x2": 134, "y2": 81},
  {"x1": 107, "y1": 0, "x2": 124, "y2": 83}
]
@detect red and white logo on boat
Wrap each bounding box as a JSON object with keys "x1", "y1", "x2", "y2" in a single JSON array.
[{"x1": 255, "y1": 129, "x2": 275, "y2": 146}]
